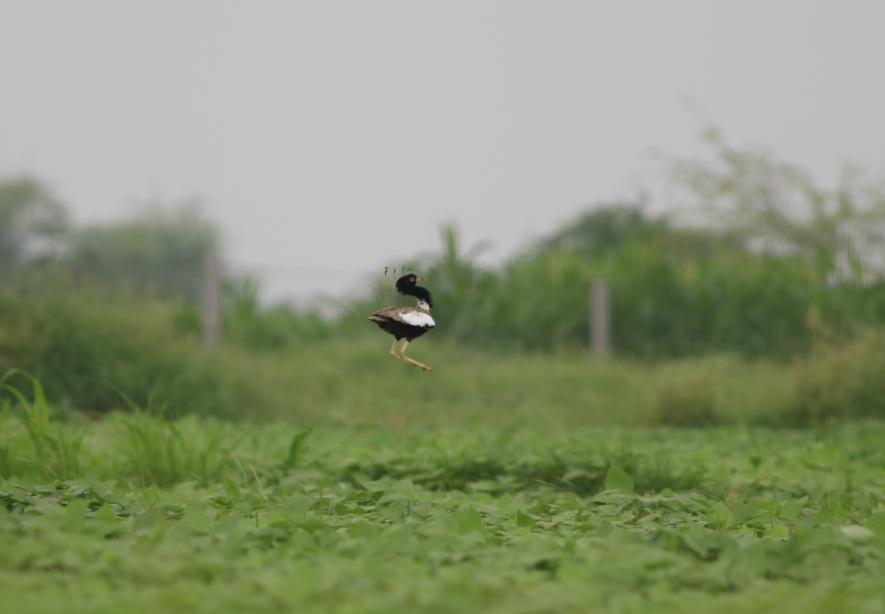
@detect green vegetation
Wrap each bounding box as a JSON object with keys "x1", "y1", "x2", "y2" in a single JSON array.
[
  {"x1": 792, "y1": 331, "x2": 885, "y2": 422},
  {"x1": 68, "y1": 203, "x2": 217, "y2": 302},
  {"x1": 5, "y1": 129, "x2": 885, "y2": 361},
  {"x1": 342, "y1": 133, "x2": 885, "y2": 358},
  {"x1": 0, "y1": 176, "x2": 69, "y2": 276},
  {"x1": 4, "y1": 283, "x2": 885, "y2": 427},
  {"x1": 2, "y1": 133, "x2": 885, "y2": 611},
  {"x1": 0, "y1": 284, "x2": 259, "y2": 418},
  {"x1": 2, "y1": 395, "x2": 884, "y2": 612}
]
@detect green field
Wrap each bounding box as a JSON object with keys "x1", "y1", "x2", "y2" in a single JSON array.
[
  {"x1": 4, "y1": 15, "x2": 885, "y2": 613},
  {"x1": 2, "y1": 361, "x2": 884, "y2": 614}
]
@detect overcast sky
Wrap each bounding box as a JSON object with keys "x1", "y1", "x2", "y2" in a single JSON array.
[{"x1": 2, "y1": 1, "x2": 884, "y2": 301}]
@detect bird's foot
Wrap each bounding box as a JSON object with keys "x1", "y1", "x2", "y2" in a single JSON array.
[{"x1": 400, "y1": 354, "x2": 432, "y2": 371}]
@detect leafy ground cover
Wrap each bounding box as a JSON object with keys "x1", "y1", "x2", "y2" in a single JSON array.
[{"x1": 1, "y1": 409, "x2": 884, "y2": 613}]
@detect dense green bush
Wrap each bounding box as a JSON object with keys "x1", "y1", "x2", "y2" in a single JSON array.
[
  {"x1": 650, "y1": 372, "x2": 720, "y2": 427},
  {"x1": 790, "y1": 331, "x2": 885, "y2": 423},
  {"x1": 0, "y1": 282, "x2": 265, "y2": 418},
  {"x1": 350, "y1": 221, "x2": 885, "y2": 358}
]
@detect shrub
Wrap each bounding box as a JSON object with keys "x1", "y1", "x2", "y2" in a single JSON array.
[
  {"x1": 221, "y1": 276, "x2": 332, "y2": 350},
  {"x1": 650, "y1": 372, "x2": 720, "y2": 427},
  {"x1": 348, "y1": 221, "x2": 885, "y2": 358},
  {"x1": 0, "y1": 282, "x2": 265, "y2": 418},
  {"x1": 791, "y1": 331, "x2": 885, "y2": 423}
]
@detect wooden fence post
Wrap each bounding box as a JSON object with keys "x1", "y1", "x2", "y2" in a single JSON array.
[
  {"x1": 591, "y1": 278, "x2": 611, "y2": 356},
  {"x1": 202, "y1": 248, "x2": 221, "y2": 349}
]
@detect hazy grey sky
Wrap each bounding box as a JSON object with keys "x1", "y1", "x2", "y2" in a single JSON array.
[{"x1": 2, "y1": 1, "x2": 884, "y2": 300}]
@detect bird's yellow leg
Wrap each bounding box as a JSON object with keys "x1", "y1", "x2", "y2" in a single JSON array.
[
  {"x1": 399, "y1": 340, "x2": 432, "y2": 371},
  {"x1": 389, "y1": 338, "x2": 400, "y2": 358}
]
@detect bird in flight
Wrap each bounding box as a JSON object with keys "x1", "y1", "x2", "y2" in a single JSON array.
[{"x1": 369, "y1": 272, "x2": 435, "y2": 371}]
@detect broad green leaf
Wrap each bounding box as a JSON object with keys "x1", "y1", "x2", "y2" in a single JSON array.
[
  {"x1": 441, "y1": 508, "x2": 486, "y2": 534},
  {"x1": 516, "y1": 511, "x2": 537, "y2": 528},
  {"x1": 281, "y1": 493, "x2": 312, "y2": 517},
  {"x1": 604, "y1": 465, "x2": 635, "y2": 493},
  {"x1": 768, "y1": 523, "x2": 790, "y2": 539},
  {"x1": 709, "y1": 501, "x2": 734, "y2": 528}
]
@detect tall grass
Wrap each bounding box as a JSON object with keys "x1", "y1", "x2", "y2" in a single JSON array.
[
  {"x1": 0, "y1": 369, "x2": 82, "y2": 480},
  {"x1": 0, "y1": 369, "x2": 251, "y2": 485},
  {"x1": 111, "y1": 412, "x2": 244, "y2": 487}
]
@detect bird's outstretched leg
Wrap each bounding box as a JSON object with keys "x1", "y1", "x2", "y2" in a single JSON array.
[
  {"x1": 389, "y1": 338, "x2": 400, "y2": 358},
  {"x1": 399, "y1": 340, "x2": 432, "y2": 371}
]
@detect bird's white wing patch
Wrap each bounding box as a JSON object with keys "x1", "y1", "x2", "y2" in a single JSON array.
[{"x1": 400, "y1": 311, "x2": 435, "y2": 328}]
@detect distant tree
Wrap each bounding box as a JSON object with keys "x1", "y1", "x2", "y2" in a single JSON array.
[
  {"x1": 536, "y1": 201, "x2": 667, "y2": 256},
  {"x1": 0, "y1": 176, "x2": 69, "y2": 274},
  {"x1": 68, "y1": 202, "x2": 219, "y2": 301},
  {"x1": 671, "y1": 127, "x2": 885, "y2": 281},
  {"x1": 536, "y1": 201, "x2": 737, "y2": 263}
]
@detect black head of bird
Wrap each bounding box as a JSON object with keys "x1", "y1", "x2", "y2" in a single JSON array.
[
  {"x1": 368, "y1": 272, "x2": 436, "y2": 371},
  {"x1": 395, "y1": 273, "x2": 433, "y2": 309},
  {"x1": 395, "y1": 273, "x2": 418, "y2": 293}
]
